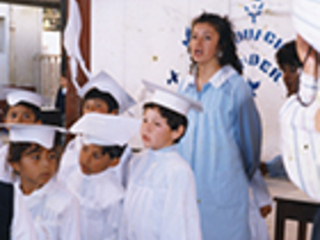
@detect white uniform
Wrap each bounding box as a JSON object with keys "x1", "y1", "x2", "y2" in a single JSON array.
[
  {"x1": 59, "y1": 136, "x2": 133, "y2": 188},
  {"x1": 18, "y1": 178, "x2": 81, "y2": 240},
  {"x1": 11, "y1": 183, "x2": 37, "y2": 240},
  {"x1": 119, "y1": 146, "x2": 202, "y2": 240},
  {"x1": 63, "y1": 164, "x2": 124, "y2": 240},
  {"x1": 249, "y1": 170, "x2": 272, "y2": 240}
]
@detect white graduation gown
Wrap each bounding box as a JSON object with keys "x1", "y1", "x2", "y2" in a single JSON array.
[
  {"x1": 119, "y1": 146, "x2": 202, "y2": 240},
  {"x1": 12, "y1": 184, "x2": 38, "y2": 240},
  {"x1": 249, "y1": 170, "x2": 272, "y2": 240},
  {"x1": 63, "y1": 165, "x2": 124, "y2": 240},
  {"x1": 19, "y1": 178, "x2": 81, "y2": 240},
  {"x1": 58, "y1": 135, "x2": 133, "y2": 188}
]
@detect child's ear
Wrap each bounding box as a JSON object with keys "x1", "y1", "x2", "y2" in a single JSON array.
[
  {"x1": 171, "y1": 125, "x2": 185, "y2": 142},
  {"x1": 10, "y1": 162, "x2": 21, "y2": 175},
  {"x1": 109, "y1": 158, "x2": 120, "y2": 167}
]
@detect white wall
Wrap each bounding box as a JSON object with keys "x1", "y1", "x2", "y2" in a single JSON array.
[
  {"x1": 9, "y1": 5, "x2": 42, "y2": 87},
  {"x1": 0, "y1": 4, "x2": 10, "y2": 84},
  {"x1": 91, "y1": 0, "x2": 295, "y2": 160}
]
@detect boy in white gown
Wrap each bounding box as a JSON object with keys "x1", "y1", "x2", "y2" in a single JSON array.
[
  {"x1": 0, "y1": 90, "x2": 44, "y2": 183},
  {"x1": 119, "y1": 80, "x2": 202, "y2": 240},
  {"x1": 6, "y1": 124, "x2": 80, "y2": 240},
  {"x1": 59, "y1": 71, "x2": 136, "y2": 188},
  {"x1": 60, "y1": 113, "x2": 140, "y2": 240}
]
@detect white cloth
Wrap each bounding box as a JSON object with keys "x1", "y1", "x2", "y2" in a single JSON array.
[
  {"x1": 293, "y1": 0, "x2": 320, "y2": 52},
  {"x1": 249, "y1": 170, "x2": 272, "y2": 240},
  {"x1": 280, "y1": 73, "x2": 320, "y2": 200},
  {"x1": 0, "y1": 144, "x2": 15, "y2": 183},
  {"x1": 119, "y1": 146, "x2": 202, "y2": 240},
  {"x1": 58, "y1": 136, "x2": 133, "y2": 188},
  {"x1": 62, "y1": 165, "x2": 124, "y2": 240},
  {"x1": 19, "y1": 179, "x2": 81, "y2": 240},
  {"x1": 12, "y1": 184, "x2": 38, "y2": 240}
]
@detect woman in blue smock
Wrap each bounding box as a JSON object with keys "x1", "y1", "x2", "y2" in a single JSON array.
[{"x1": 178, "y1": 13, "x2": 262, "y2": 240}]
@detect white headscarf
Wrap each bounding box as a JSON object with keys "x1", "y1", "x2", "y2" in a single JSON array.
[{"x1": 293, "y1": 0, "x2": 320, "y2": 52}]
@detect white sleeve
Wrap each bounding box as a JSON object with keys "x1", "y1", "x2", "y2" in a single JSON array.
[
  {"x1": 59, "y1": 195, "x2": 81, "y2": 240},
  {"x1": 11, "y1": 185, "x2": 38, "y2": 240},
  {"x1": 160, "y1": 165, "x2": 202, "y2": 240},
  {"x1": 250, "y1": 170, "x2": 272, "y2": 208}
]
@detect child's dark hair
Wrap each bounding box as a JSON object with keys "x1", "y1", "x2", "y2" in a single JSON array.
[
  {"x1": 7, "y1": 142, "x2": 63, "y2": 169},
  {"x1": 4, "y1": 101, "x2": 41, "y2": 122},
  {"x1": 84, "y1": 88, "x2": 119, "y2": 113},
  {"x1": 101, "y1": 144, "x2": 126, "y2": 159},
  {"x1": 276, "y1": 41, "x2": 302, "y2": 69},
  {"x1": 190, "y1": 12, "x2": 242, "y2": 74},
  {"x1": 143, "y1": 103, "x2": 188, "y2": 144}
]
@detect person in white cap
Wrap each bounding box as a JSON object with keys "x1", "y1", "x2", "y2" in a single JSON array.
[
  {"x1": 5, "y1": 124, "x2": 80, "y2": 240},
  {"x1": 118, "y1": 80, "x2": 202, "y2": 240},
  {"x1": 59, "y1": 71, "x2": 136, "y2": 189},
  {"x1": 59, "y1": 112, "x2": 139, "y2": 240},
  {"x1": 0, "y1": 89, "x2": 44, "y2": 183},
  {"x1": 0, "y1": 180, "x2": 37, "y2": 240}
]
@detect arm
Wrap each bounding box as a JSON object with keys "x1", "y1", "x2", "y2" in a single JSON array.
[
  {"x1": 160, "y1": 165, "x2": 202, "y2": 240},
  {"x1": 234, "y1": 79, "x2": 262, "y2": 179},
  {"x1": 59, "y1": 195, "x2": 81, "y2": 240}
]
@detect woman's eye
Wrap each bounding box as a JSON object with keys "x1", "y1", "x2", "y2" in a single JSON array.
[
  {"x1": 49, "y1": 153, "x2": 56, "y2": 160},
  {"x1": 205, "y1": 35, "x2": 211, "y2": 40},
  {"x1": 155, "y1": 122, "x2": 161, "y2": 127}
]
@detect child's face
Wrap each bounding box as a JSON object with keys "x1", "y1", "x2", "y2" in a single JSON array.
[
  {"x1": 280, "y1": 63, "x2": 299, "y2": 96},
  {"x1": 189, "y1": 22, "x2": 220, "y2": 65},
  {"x1": 79, "y1": 144, "x2": 118, "y2": 175},
  {"x1": 141, "y1": 108, "x2": 177, "y2": 150},
  {"x1": 82, "y1": 98, "x2": 110, "y2": 115},
  {"x1": 10, "y1": 145, "x2": 57, "y2": 195},
  {"x1": 5, "y1": 105, "x2": 38, "y2": 124}
]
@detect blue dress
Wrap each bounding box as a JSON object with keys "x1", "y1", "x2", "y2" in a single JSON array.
[{"x1": 178, "y1": 65, "x2": 262, "y2": 240}]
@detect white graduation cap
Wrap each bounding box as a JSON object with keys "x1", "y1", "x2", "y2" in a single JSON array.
[
  {"x1": 77, "y1": 71, "x2": 137, "y2": 113},
  {"x1": 70, "y1": 112, "x2": 140, "y2": 146},
  {"x1": 142, "y1": 80, "x2": 202, "y2": 116},
  {"x1": 3, "y1": 89, "x2": 46, "y2": 108},
  {"x1": 1, "y1": 123, "x2": 67, "y2": 149}
]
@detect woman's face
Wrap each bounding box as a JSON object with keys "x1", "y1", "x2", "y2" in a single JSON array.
[{"x1": 189, "y1": 22, "x2": 220, "y2": 66}]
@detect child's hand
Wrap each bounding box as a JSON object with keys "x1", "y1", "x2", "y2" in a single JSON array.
[{"x1": 259, "y1": 205, "x2": 272, "y2": 218}]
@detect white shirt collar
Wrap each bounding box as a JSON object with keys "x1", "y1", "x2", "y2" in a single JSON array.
[{"x1": 181, "y1": 65, "x2": 237, "y2": 91}]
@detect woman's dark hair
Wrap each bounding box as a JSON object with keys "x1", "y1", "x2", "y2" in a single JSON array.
[
  {"x1": 276, "y1": 40, "x2": 302, "y2": 69},
  {"x1": 143, "y1": 103, "x2": 188, "y2": 144},
  {"x1": 5, "y1": 101, "x2": 41, "y2": 122},
  {"x1": 190, "y1": 12, "x2": 243, "y2": 74},
  {"x1": 101, "y1": 145, "x2": 126, "y2": 159},
  {"x1": 84, "y1": 88, "x2": 119, "y2": 113}
]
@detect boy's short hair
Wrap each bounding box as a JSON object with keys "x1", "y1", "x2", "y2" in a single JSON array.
[
  {"x1": 275, "y1": 41, "x2": 302, "y2": 69},
  {"x1": 7, "y1": 142, "x2": 62, "y2": 166},
  {"x1": 101, "y1": 144, "x2": 126, "y2": 159},
  {"x1": 84, "y1": 88, "x2": 119, "y2": 113},
  {"x1": 143, "y1": 103, "x2": 188, "y2": 144},
  {"x1": 4, "y1": 101, "x2": 42, "y2": 122}
]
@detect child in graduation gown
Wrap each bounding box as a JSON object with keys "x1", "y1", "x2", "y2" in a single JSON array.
[
  {"x1": 6, "y1": 124, "x2": 80, "y2": 240},
  {"x1": 119, "y1": 80, "x2": 202, "y2": 240},
  {"x1": 60, "y1": 113, "x2": 140, "y2": 240},
  {"x1": 59, "y1": 71, "x2": 136, "y2": 188},
  {"x1": 0, "y1": 89, "x2": 44, "y2": 183}
]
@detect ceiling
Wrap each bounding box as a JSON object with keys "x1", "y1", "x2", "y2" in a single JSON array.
[{"x1": 0, "y1": 0, "x2": 60, "y2": 8}]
